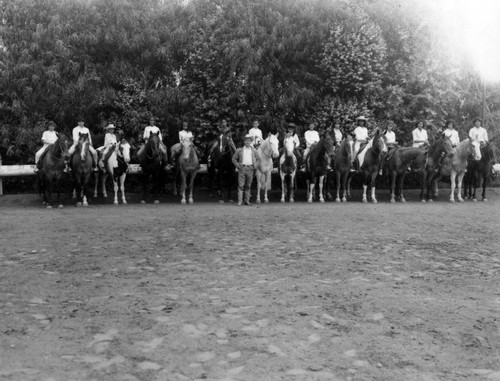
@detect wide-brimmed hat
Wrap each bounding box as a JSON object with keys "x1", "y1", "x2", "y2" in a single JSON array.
[
  {"x1": 105, "y1": 124, "x2": 115, "y2": 130},
  {"x1": 244, "y1": 134, "x2": 253, "y2": 141},
  {"x1": 356, "y1": 116, "x2": 368, "y2": 121},
  {"x1": 287, "y1": 122, "x2": 297, "y2": 130}
]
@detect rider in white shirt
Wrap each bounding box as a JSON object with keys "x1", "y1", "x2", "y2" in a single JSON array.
[
  {"x1": 468, "y1": 118, "x2": 489, "y2": 146},
  {"x1": 301, "y1": 121, "x2": 320, "y2": 172},
  {"x1": 137, "y1": 117, "x2": 168, "y2": 165},
  {"x1": 170, "y1": 119, "x2": 198, "y2": 169},
  {"x1": 443, "y1": 120, "x2": 460, "y2": 151},
  {"x1": 351, "y1": 115, "x2": 369, "y2": 170},
  {"x1": 283, "y1": 122, "x2": 301, "y2": 162},
  {"x1": 380, "y1": 120, "x2": 398, "y2": 175},
  {"x1": 412, "y1": 120, "x2": 429, "y2": 148},
  {"x1": 96, "y1": 124, "x2": 118, "y2": 170},
  {"x1": 248, "y1": 119, "x2": 263, "y2": 148},
  {"x1": 68, "y1": 118, "x2": 98, "y2": 171},
  {"x1": 332, "y1": 119, "x2": 343, "y2": 146},
  {"x1": 34, "y1": 121, "x2": 59, "y2": 172}
]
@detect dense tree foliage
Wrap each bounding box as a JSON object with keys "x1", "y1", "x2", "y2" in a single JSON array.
[{"x1": 0, "y1": 0, "x2": 498, "y2": 163}]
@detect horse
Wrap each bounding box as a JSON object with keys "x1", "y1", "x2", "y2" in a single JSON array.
[
  {"x1": 37, "y1": 134, "x2": 70, "y2": 208},
  {"x1": 463, "y1": 142, "x2": 496, "y2": 202},
  {"x1": 71, "y1": 133, "x2": 94, "y2": 207},
  {"x1": 173, "y1": 138, "x2": 199, "y2": 204},
  {"x1": 385, "y1": 147, "x2": 428, "y2": 203},
  {"x1": 93, "y1": 139, "x2": 131, "y2": 205},
  {"x1": 279, "y1": 137, "x2": 297, "y2": 203},
  {"x1": 306, "y1": 134, "x2": 335, "y2": 203},
  {"x1": 420, "y1": 136, "x2": 454, "y2": 201},
  {"x1": 255, "y1": 133, "x2": 279, "y2": 203},
  {"x1": 207, "y1": 134, "x2": 237, "y2": 202},
  {"x1": 348, "y1": 130, "x2": 388, "y2": 203},
  {"x1": 425, "y1": 138, "x2": 481, "y2": 202},
  {"x1": 330, "y1": 136, "x2": 354, "y2": 202},
  {"x1": 138, "y1": 132, "x2": 163, "y2": 204}
]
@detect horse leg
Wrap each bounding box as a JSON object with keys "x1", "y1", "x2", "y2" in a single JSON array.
[
  {"x1": 93, "y1": 171, "x2": 99, "y2": 198},
  {"x1": 280, "y1": 173, "x2": 286, "y2": 203},
  {"x1": 481, "y1": 174, "x2": 488, "y2": 201},
  {"x1": 335, "y1": 171, "x2": 341, "y2": 202},
  {"x1": 390, "y1": 171, "x2": 397, "y2": 203},
  {"x1": 256, "y1": 171, "x2": 262, "y2": 204},
  {"x1": 290, "y1": 173, "x2": 295, "y2": 203},
  {"x1": 370, "y1": 172, "x2": 378, "y2": 204},
  {"x1": 308, "y1": 179, "x2": 315, "y2": 203},
  {"x1": 318, "y1": 175, "x2": 325, "y2": 203},
  {"x1": 264, "y1": 172, "x2": 271, "y2": 203},
  {"x1": 102, "y1": 173, "x2": 108, "y2": 198},
  {"x1": 180, "y1": 170, "x2": 187, "y2": 204},
  {"x1": 398, "y1": 173, "x2": 406, "y2": 203},
  {"x1": 189, "y1": 172, "x2": 196, "y2": 204},
  {"x1": 141, "y1": 172, "x2": 148, "y2": 204},
  {"x1": 120, "y1": 174, "x2": 127, "y2": 204},
  {"x1": 456, "y1": 172, "x2": 465, "y2": 203},
  {"x1": 82, "y1": 173, "x2": 90, "y2": 207},
  {"x1": 112, "y1": 177, "x2": 119, "y2": 205},
  {"x1": 362, "y1": 173, "x2": 368, "y2": 203},
  {"x1": 449, "y1": 172, "x2": 456, "y2": 202}
]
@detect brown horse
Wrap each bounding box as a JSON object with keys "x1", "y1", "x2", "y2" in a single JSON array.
[
  {"x1": 348, "y1": 130, "x2": 387, "y2": 203},
  {"x1": 330, "y1": 135, "x2": 354, "y2": 202},
  {"x1": 174, "y1": 138, "x2": 199, "y2": 204},
  {"x1": 425, "y1": 138, "x2": 481, "y2": 202},
  {"x1": 420, "y1": 136, "x2": 454, "y2": 202},
  {"x1": 463, "y1": 142, "x2": 497, "y2": 202},
  {"x1": 138, "y1": 132, "x2": 163, "y2": 204},
  {"x1": 71, "y1": 133, "x2": 94, "y2": 207},
  {"x1": 385, "y1": 147, "x2": 428, "y2": 203},
  {"x1": 306, "y1": 134, "x2": 335, "y2": 203},
  {"x1": 38, "y1": 134, "x2": 70, "y2": 208}
]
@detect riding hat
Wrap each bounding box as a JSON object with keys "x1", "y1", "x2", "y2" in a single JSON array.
[
  {"x1": 105, "y1": 124, "x2": 115, "y2": 130},
  {"x1": 244, "y1": 134, "x2": 253, "y2": 141},
  {"x1": 356, "y1": 116, "x2": 368, "y2": 121},
  {"x1": 287, "y1": 122, "x2": 297, "y2": 130}
]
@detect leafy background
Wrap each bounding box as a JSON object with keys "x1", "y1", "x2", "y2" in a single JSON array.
[{"x1": 1, "y1": 0, "x2": 499, "y2": 164}]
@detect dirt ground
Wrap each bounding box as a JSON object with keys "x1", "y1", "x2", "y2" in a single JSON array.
[{"x1": 0, "y1": 187, "x2": 499, "y2": 381}]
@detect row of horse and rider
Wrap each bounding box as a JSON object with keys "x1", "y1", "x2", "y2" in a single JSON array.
[
  {"x1": 33, "y1": 114, "x2": 494, "y2": 203},
  {"x1": 33, "y1": 114, "x2": 490, "y2": 174}
]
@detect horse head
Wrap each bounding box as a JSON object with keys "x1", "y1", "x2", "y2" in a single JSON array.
[
  {"x1": 434, "y1": 135, "x2": 454, "y2": 158},
  {"x1": 78, "y1": 132, "x2": 90, "y2": 160},
  {"x1": 56, "y1": 134, "x2": 71, "y2": 163},
  {"x1": 323, "y1": 134, "x2": 336, "y2": 157},
  {"x1": 470, "y1": 138, "x2": 482, "y2": 161},
  {"x1": 220, "y1": 134, "x2": 236, "y2": 155},
  {"x1": 266, "y1": 133, "x2": 280, "y2": 159},
  {"x1": 118, "y1": 139, "x2": 131, "y2": 164},
  {"x1": 283, "y1": 137, "x2": 296, "y2": 157},
  {"x1": 372, "y1": 130, "x2": 388, "y2": 156},
  {"x1": 340, "y1": 136, "x2": 354, "y2": 161},
  {"x1": 146, "y1": 132, "x2": 160, "y2": 158}
]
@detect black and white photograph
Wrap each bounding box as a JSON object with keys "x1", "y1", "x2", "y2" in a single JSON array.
[{"x1": 1, "y1": 0, "x2": 499, "y2": 380}]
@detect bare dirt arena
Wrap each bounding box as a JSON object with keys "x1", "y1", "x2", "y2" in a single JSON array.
[{"x1": 1, "y1": 188, "x2": 499, "y2": 381}]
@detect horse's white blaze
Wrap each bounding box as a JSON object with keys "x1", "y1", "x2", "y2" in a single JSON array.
[{"x1": 471, "y1": 139, "x2": 481, "y2": 161}]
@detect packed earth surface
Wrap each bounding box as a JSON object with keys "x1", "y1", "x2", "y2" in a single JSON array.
[{"x1": 1, "y1": 186, "x2": 499, "y2": 381}]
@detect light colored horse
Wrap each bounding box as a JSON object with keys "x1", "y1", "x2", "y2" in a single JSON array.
[
  {"x1": 433, "y1": 138, "x2": 481, "y2": 202},
  {"x1": 174, "y1": 138, "x2": 199, "y2": 204},
  {"x1": 255, "y1": 133, "x2": 279, "y2": 203},
  {"x1": 93, "y1": 140, "x2": 131, "y2": 204},
  {"x1": 279, "y1": 137, "x2": 297, "y2": 203}
]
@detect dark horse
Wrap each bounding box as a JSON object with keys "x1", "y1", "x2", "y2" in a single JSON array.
[
  {"x1": 37, "y1": 134, "x2": 70, "y2": 208},
  {"x1": 207, "y1": 134, "x2": 236, "y2": 202},
  {"x1": 463, "y1": 142, "x2": 497, "y2": 202},
  {"x1": 306, "y1": 134, "x2": 335, "y2": 203},
  {"x1": 347, "y1": 130, "x2": 388, "y2": 203},
  {"x1": 385, "y1": 147, "x2": 428, "y2": 203},
  {"x1": 71, "y1": 133, "x2": 94, "y2": 207},
  {"x1": 138, "y1": 132, "x2": 163, "y2": 204},
  {"x1": 328, "y1": 135, "x2": 354, "y2": 202},
  {"x1": 421, "y1": 136, "x2": 454, "y2": 202}
]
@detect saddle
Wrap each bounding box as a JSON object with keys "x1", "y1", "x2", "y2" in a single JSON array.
[{"x1": 99, "y1": 145, "x2": 116, "y2": 171}]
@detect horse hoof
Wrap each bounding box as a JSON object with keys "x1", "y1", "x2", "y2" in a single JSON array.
[
  {"x1": 83, "y1": 202, "x2": 88, "y2": 207},
  {"x1": 264, "y1": 199, "x2": 269, "y2": 204},
  {"x1": 76, "y1": 202, "x2": 82, "y2": 207},
  {"x1": 140, "y1": 200, "x2": 146, "y2": 204},
  {"x1": 335, "y1": 198, "x2": 340, "y2": 203},
  {"x1": 449, "y1": 199, "x2": 455, "y2": 203},
  {"x1": 289, "y1": 199, "x2": 294, "y2": 203},
  {"x1": 181, "y1": 199, "x2": 186, "y2": 205},
  {"x1": 458, "y1": 198, "x2": 464, "y2": 203},
  {"x1": 93, "y1": 193, "x2": 98, "y2": 198},
  {"x1": 320, "y1": 199, "x2": 325, "y2": 203},
  {"x1": 281, "y1": 199, "x2": 285, "y2": 203},
  {"x1": 189, "y1": 199, "x2": 194, "y2": 204},
  {"x1": 401, "y1": 198, "x2": 406, "y2": 203},
  {"x1": 372, "y1": 199, "x2": 378, "y2": 204},
  {"x1": 46, "y1": 205, "x2": 52, "y2": 209},
  {"x1": 114, "y1": 201, "x2": 119, "y2": 205},
  {"x1": 219, "y1": 200, "x2": 225, "y2": 204},
  {"x1": 153, "y1": 200, "x2": 160, "y2": 204},
  {"x1": 390, "y1": 198, "x2": 395, "y2": 203},
  {"x1": 342, "y1": 198, "x2": 347, "y2": 203},
  {"x1": 362, "y1": 199, "x2": 367, "y2": 203},
  {"x1": 483, "y1": 198, "x2": 488, "y2": 202},
  {"x1": 58, "y1": 204, "x2": 63, "y2": 209},
  {"x1": 428, "y1": 199, "x2": 433, "y2": 203},
  {"x1": 123, "y1": 201, "x2": 127, "y2": 205},
  {"x1": 256, "y1": 199, "x2": 261, "y2": 204},
  {"x1": 473, "y1": 199, "x2": 477, "y2": 202},
  {"x1": 307, "y1": 199, "x2": 312, "y2": 203}
]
